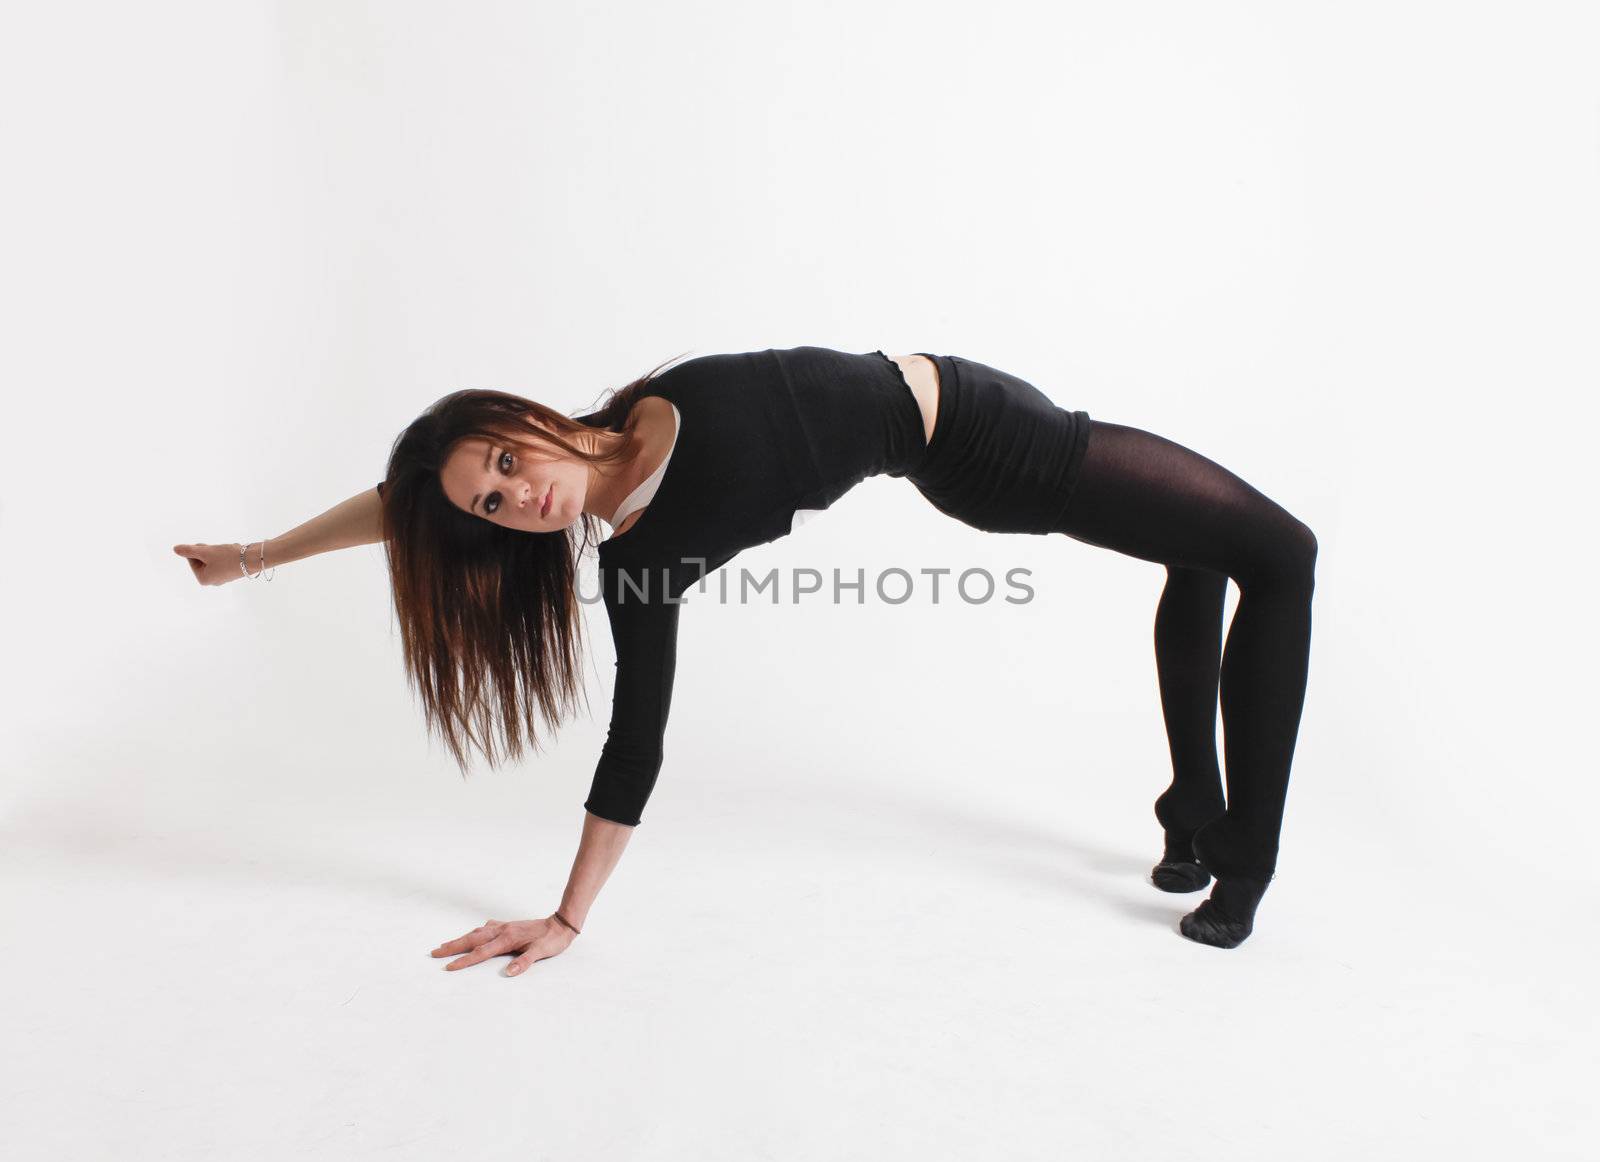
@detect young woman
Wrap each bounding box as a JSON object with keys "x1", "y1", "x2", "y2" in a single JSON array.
[{"x1": 174, "y1": 346, "x2": 1316, "y2": 968}]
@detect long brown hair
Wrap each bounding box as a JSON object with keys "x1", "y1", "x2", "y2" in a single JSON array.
[{"x1": 379, "y1": 352, "x2": 688, "y2": 773}]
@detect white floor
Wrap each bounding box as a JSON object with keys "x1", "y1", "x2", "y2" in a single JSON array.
[{"x1": 3, "y1": 716, "x2": 1592, "y2": 1161}]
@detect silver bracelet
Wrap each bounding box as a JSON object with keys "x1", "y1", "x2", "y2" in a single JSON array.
[{"x1": 237, "y1": 541, "x2": 276, "y2": 581}]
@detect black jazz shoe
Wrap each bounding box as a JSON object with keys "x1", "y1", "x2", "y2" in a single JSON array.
[
  {"x1": 1150, "y1": 833, "x2": 1212, "y2": 893},
  {"x1": 1178, "y1": 875, "x2": 1272, "y2": 949}
]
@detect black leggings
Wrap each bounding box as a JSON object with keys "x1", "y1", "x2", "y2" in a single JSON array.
[{"x1": 1052, "y1": 420, "x2": 1318, "y2": 881}]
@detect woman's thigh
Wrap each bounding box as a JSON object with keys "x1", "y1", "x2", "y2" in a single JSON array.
[{"x1": 1055, "y1": 421, "x2": 1316, "y2": 587}]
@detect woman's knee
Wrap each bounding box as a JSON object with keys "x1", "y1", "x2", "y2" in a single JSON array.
[
  {"x1": 1231, "y1": 515, "x2": 1317, "y2": 593},
  {"x1": 1272, "y1": 518, "x2": 1318, "y2": 591},
  {"x1": 1290, "y1": 518, "x2": 1318, "y2": 580}
]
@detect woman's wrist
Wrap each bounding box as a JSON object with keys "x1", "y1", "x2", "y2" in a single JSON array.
[
  {"x1": 237, "y1": 540, "x2": 274, "y2": 580},
  {"x1": 552, "y1": 909, "x2": 582, "y2": 936}
]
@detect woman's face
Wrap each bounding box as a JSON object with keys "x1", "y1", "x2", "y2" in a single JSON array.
[{"x1": 439, "y1": 425, "x2": 589, "y2": 533}]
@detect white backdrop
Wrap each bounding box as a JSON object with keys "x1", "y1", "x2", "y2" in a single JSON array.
[{"x1": 3, "y1": 2, "x2": 1595, "y2": 1159}]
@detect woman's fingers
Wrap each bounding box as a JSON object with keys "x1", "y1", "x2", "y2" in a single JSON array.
[
  {"x1": 173, "y1": 543, "x2": 232, "y2": 584},
  {"x1": 506, "y1": 947, "x2": 549, "y2": 977},
  {"x1": 430, "y1": 932, "x2": 483, "y2": 957},
  {"x1": 445, "y1": 933, "x2": 514, "y2": 971},
  {"x1": 431, "y1": 921, "x2": 502, "y2": 958},
  {"x1": 425, "y1": 919, "x2": 572, "y2": 978}
]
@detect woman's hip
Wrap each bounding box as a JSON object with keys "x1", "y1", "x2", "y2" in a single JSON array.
[{"x1": 907, "y1": 353, "x2": 1093, "y2": 535}]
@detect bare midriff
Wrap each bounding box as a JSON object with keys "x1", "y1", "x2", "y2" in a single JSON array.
[{"x1": 884, "y1": 353, "x2": 941, "y2": 448}]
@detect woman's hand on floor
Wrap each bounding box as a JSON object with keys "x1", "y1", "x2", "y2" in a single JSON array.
[{"x1": 430, "y1": 916, "x2": 576, "y2": 977}]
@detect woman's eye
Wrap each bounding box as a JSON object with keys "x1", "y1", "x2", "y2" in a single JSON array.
[{"x1": 481, "y1": 451, "x2": 514, "y2": 515}]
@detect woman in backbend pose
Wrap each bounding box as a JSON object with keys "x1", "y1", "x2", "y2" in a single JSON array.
[{"x1": 174, "y1": 347, "x2": 1316, "y2": 964}]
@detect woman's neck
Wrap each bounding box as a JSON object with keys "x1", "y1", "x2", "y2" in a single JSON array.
[{"x1": 579, "y1": 401, "x2": 675, "y2": 526}]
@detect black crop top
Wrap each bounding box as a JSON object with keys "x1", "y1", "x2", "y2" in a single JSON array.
[{"x1": 381, "y1": 346, "x2": 929, "y2": 826}]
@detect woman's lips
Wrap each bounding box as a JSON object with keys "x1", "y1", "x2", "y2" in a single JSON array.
[{"x1": 540, "y1": 485, "x2": 553, "y2": 518}]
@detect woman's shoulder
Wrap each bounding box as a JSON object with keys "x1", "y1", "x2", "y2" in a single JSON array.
[{"x1": 629, "y1": 393, "x2": 677, "y2": 424}]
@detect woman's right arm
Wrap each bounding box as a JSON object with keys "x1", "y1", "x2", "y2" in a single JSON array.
[
  {"x1": 428, "y1": 580, "x2": 684, "y2": 976},
  {"x1": 554, "y1": 809, "x2": 637, "y2": 932},
  {"x1": 554, "y1": 588, "x2": 683, "y2": 922},
  {"x1": 172, "y1": 484, "x2": 385, "y2": 585}
]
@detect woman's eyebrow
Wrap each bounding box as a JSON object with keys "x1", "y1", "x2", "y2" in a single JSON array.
[{"x1": 469, "y1": 444, "x2": 495, "y2": 512}]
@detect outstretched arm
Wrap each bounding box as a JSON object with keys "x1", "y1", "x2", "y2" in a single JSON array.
[{"x1": 172, "y1": 485, "x2": 384, "y2": 584}]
